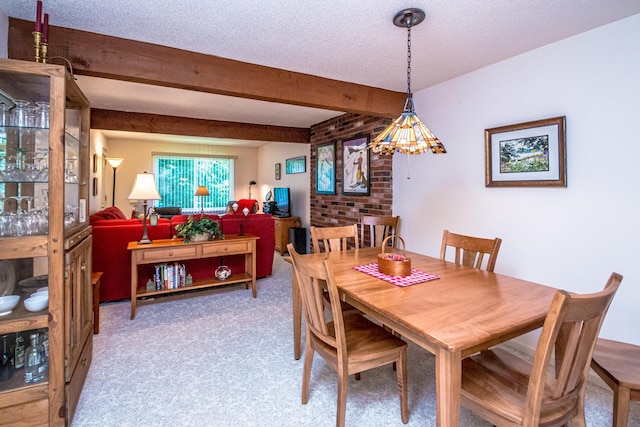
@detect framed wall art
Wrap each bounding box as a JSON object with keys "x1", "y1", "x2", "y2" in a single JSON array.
[
  {"x1": 92, "y1": 177, "x2": 98, "y2": 196},
  {"x1": 485, "y1": 116, "x2": 566, "y2": 187},
  {"x1": 316, "y1": 142, "x2": 336, "y2": 195},
  {"x1": 342, "y1": 135, "x2": 370, "y2": 195},
  {"x1": 285, "y1": 156, "x2": 306, "y2": 174},
  {"x1": 275, "y1": 163, "x2": 281, "y2": 180}
]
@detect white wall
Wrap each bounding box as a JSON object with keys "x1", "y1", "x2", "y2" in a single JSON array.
[
  {"x1": 258, "y1": 142, "x2": 311, "y2": 236},
  {"x1": 101, "y1": 137, "x2": 259, "y2": 215},
  {"x1": 394, "y1": 14, "x2": 640, "y2": 348}
]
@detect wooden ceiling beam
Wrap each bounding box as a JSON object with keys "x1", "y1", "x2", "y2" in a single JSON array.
[
  {"x1": 91, "y1": 109, "x2": 310, "y2": 144},
  {"x1": 8, "y1": 18, "x2": 405, "y2": 119}
]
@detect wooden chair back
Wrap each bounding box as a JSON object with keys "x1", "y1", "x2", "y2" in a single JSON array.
[
  {"x1": 461, "y1": 272, "x2": 622, "y2": 426},
  {"x1": 439, "y1": 229, "x2": 502, "y2": 272},
  {"x1": 287, "y1": 243, "x2": 409, "y2": 426},
  {"x1": 360, "y1": 215, "x2": 399, "y2": 248},
  {"x1": 310, "y1": 224, "x2": 359, "y2": 253},
  {"x1": 287, "y1": 244, "x2": 347, "y2": 359}
]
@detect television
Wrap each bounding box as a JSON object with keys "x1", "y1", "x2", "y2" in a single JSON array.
[{"x1": 273, "y1": 187, "x2": 291, "y2": 217}]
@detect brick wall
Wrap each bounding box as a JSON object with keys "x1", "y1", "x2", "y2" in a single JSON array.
[{"x1": 309, "y1": 113, "x2": 393, "y2": 230}]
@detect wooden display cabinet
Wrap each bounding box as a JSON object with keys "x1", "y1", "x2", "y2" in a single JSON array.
[
  {"x1": 273, "y1": 216, "x2": 301, "y2": 256},
  {"x1": 0, "y1": 59, "x2": 92, "y2": 426}
]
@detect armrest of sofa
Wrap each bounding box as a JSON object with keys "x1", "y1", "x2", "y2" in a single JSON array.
[
  {"x1": 92, "y1": 220, "x2": 172, "y2": 302},
  {"x1": 219, "y1": 213, "x2": 275, "y2": 278}
]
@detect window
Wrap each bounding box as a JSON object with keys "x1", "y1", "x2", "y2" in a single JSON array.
[{"x1": 153, "y1": 154, "x2": 234, "y2": 213}]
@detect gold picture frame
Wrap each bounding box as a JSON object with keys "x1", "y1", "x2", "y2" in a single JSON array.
[{"x1": 485, "y1": 116, "x2": 566, "y2": 187}]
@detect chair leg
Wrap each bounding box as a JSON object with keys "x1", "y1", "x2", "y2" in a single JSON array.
[
  {"x1": 302, "y1": 345, "x2": 314, "y2": 404},
  {"x1": 397, "y1": 350, "x2": 409, "y2": 424},
  {"x1": 336, "y1": 368, "x2": 348, "y2": 427}
]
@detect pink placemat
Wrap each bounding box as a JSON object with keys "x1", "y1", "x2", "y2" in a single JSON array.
[{"x1": 353, "y1": 263, "x2": 440, "y2": 287}]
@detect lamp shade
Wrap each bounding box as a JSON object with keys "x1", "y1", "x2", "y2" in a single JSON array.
[
  {"x1": 106, "y1": 157, "x2": 124, "y2": 169},
  {"x1": 370, "y1": 110, "x2": 446, "y2": 155},
  {"x1": 194, "y1": 185, "x2": 210, "y2": 196},
  {"x1": 127, "y1": 172, "x2": 161, "y2": 200}
]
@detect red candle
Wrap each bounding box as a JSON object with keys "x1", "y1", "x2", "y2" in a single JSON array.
[
  {"x1": 35, "y1": 0, "x2": 42, "y2": 33},
  {"x1": 43, "y1": 13, "x2": 49, "y2": 42}
]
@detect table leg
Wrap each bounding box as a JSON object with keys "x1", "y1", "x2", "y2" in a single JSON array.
[
  {"x1": 613, "y1": 386, "x2": 631, "y2": 427},
  {"x1": 130, "y1": 257, "x2": 137, "y2": 319},
  {"x1": 284, "y1": 256, "x2": 301, "y2": 360},
  {"x1": 249, "y1": 241, "x2": 257, "y2": 298},
  {"x1": 292, "y1": 268, "x2": 301, "y2": 360},
  {"x1": 436, "y1": 348, "x2": 461, "y2": 426},
  {"x1": 91, "y1": 272, "x2": 103, "y2": 334}
]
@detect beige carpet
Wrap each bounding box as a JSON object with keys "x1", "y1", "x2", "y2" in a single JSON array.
[{"x1": 72, "y1": 254, "x2": 637, "y2": 426}]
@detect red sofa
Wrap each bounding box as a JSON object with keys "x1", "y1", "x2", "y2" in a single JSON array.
[{"x1": 90, "y1": 206, "x2": 275, "y2": 302}]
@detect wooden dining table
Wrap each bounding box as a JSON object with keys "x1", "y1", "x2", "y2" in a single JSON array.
[{"x1": 290, "y1": 246, "x2": 558, "y2": 426}]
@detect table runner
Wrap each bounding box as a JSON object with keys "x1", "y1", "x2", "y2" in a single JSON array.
[{"x1": 353, "y1": 262, "x2": 440, "y2": 287}]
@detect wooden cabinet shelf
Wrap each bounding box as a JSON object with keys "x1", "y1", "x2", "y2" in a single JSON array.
[{"x1": 0, "y1": 59, "x2": 92, "y2": 426}]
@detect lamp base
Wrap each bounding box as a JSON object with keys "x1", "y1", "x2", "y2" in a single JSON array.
[{"x1": 137, "y1": 238, "x2": 153, "y2": 245}]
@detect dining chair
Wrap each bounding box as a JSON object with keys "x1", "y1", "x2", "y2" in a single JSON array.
[
  {"x1": 309, "y1": 225, "x2": 360, "y2": 313},
  {"x1": 460, "y1": 272, "x2": 622, "y2": 427},
  {"x1": 287, "y1": 243, "x2": 409, "y2": 427},
  {"x1": 439, "y1": 229, "x2": 502, "y2": 272},
  {"x1": 309, "y1": 225, "x2": 361, "y2": 366},
  {"x1": 310, "y1": 224, "x2": 359, "y2": 253},
  {"x1": 360, "y1": 215, "x2": 399, "y2": 248},
  {"x1": 590, "y1": 338, "x2": 640, "y2": 427}
]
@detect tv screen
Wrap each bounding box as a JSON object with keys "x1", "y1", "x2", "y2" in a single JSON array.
[{"x1": 273, "y1": 187, "x2": 291, "y2": 217}]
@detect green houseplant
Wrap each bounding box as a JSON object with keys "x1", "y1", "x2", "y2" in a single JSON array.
[{"x1": 175, "y1": 215, "x2": 224, "y2": 243}]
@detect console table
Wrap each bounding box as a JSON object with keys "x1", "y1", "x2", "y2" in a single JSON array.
[{"x1": 128, "y1": 235, "x2": 258, "y2": 319}]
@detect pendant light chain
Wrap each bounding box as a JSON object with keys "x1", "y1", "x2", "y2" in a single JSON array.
[
  {"x1": 406, "y1": 25, "x2": 412, "y2": 97},
  {"x1": 368, "y1": 8, "x2": 447, "y2": 157}
]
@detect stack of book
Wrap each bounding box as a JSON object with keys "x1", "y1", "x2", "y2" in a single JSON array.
[{"x1": 154, "y1": 263, "x2": 188, "y2": 290}]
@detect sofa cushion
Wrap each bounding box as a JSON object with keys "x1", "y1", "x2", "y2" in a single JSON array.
[
  {"x1": 225, "y1": 199, "x2": 259, "y2": 214},
  {"x1": 103, "y1": 206, "x2": 127, "y2": 219}
]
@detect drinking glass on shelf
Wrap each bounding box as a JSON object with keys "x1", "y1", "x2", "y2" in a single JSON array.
[
  {"x1": 34, "y1": 102, "x2": 49, "y2": 128},
  {"x1": 10, "y1": 100, "x2": 34, "y2": 127},
  {"x1": 0, "y1": 103, "x2": 10, "y2": 126},
  {"x1": 9, "y1": 196, "x2": 34, "y2": 236}
]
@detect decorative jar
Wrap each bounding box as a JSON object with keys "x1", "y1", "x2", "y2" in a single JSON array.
[{"x1": 215, "y1": 265, "x2": 231, "y2": 280}]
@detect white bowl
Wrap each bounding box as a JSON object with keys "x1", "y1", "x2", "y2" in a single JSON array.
[
  {"x1": 31, "y1": 291, "x2": 49, "y2": 298},
  {"x1": 0, "y1": 295, "x2": 20, "y2": 316},
  {"x1": 24, "y1": 295, "x2": 48, "y2": 312}
]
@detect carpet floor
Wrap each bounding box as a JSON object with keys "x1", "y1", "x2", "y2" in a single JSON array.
[{"x1": 72, "y1": 254, "x2": 638, "y2": 426}]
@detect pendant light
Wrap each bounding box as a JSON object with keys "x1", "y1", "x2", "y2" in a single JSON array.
[{"x1": 369, "y1": 8, "x2": 446, "y2": 158}]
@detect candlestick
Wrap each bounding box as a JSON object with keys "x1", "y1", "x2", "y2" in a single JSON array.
[
  {"x1": 40, "y1": 42, "x2": 48, "y2": 63},
  {"x1": 35, "y1": 0, "x2": 42, "y2": 33},
  {"x1": 32, "y1": 31, "x2": 42, "y2": 63},
  {"x1": 42, "y1": 13, "x2": 49, "y2": 43}
]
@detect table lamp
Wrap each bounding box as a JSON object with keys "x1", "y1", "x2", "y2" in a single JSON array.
[
  {"x1": 127, "y1": 172, "x2": 161, "y2": 244},
  {"x1": 195, "y1": 185, "x2": 210, "y2": 213}
]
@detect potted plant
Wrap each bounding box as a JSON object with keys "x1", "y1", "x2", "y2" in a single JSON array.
[{"x1": 175, "y1": 215, "x2": 224, "y2": 243}]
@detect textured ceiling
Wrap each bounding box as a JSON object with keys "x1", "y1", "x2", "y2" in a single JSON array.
[{"x1": 2, "y1": 0, "x2": 640, "y2": 144}]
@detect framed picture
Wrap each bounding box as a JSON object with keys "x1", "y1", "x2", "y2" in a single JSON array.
[
  {"x1": 275, "y1": 163, "x2": 281, "y2": 180},
  {"x1": 92, "y1": 177, "x2": 98, "y2": 196},
  {"x1": 485, "y1": 116, "x2": 566, "y2": 187},
  {"x1": 342, "y1": 136, "x2": 370, "y2": 195},
  {"x1": 92, "y1": 154, "x2": 98, "y2": 173},
  {"x1": 316, "y1": 142, "x2": 336, "y2": 195},
  {"x1": 286, "y1": 156, "x2": 306, "y2": 174}
]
